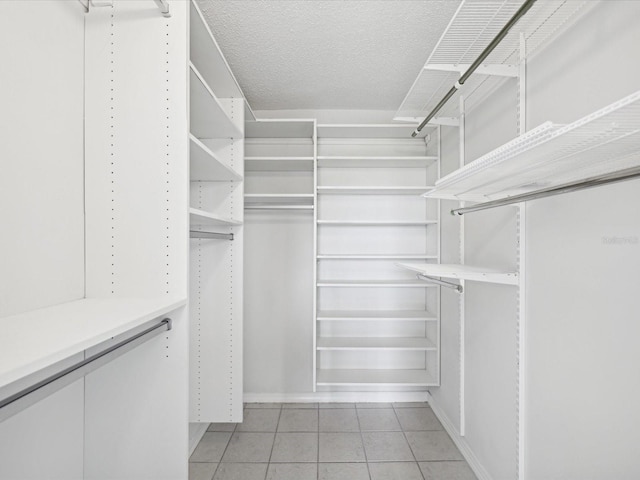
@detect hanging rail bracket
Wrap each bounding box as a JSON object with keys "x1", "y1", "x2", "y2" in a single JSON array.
[{"x1": 417, "y1": 273, "x2": 463, "y2": 294}]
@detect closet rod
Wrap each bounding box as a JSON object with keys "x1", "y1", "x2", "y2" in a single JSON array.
[
  {"x1": 190, "y1": 231, "x2": 234, "y2": 240},
  {"x1": 417, "y1": 273, "x2": 463, "y2": 293},
  {"x1": 152, "y1": 0, "x2": 171, "y2": 17},
  {"x1": 411, "y1": 0, "x2": 537, "y2": 137},
  {"x1": 0, "y1": 317, "x2": 171, "y2": 422},
  {"x1": 451, "y1": 165, "x2": 640, "y2": 216}
]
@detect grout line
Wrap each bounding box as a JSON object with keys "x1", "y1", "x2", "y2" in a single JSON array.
[
  {"x1": 317, "y1": 406, "x2": 320, "y2": 480},
  {"x1": 393, "y1": 404, "x2": 427, "y2": 480},
  {"x1": 266, "y1": 404, "x2": 283, "y2": 475},
  {"x1": 354, "y1": 405, "x2": 372, "y2": 479}
]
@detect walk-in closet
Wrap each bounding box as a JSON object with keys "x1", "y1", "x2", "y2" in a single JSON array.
[{"x1": 1, "y1": 1, "x2": 639, "y2": 479}]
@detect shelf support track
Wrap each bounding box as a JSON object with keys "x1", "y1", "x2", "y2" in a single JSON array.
[
  {"x1": 412, "y1": 0, "x2": 537, "y2": 137},
  {"x1": 451, "y1": 165, "x2": 640, "y2": 216},
  {"x1": 417, "y1": 273, "x2": 463, "y2": 294},
  {"x1": 190, "y1": 230, "x2": 234, "y2": 241},
  {"x1": 0, "y1": 317, "x2": 172, "y2": 423}
]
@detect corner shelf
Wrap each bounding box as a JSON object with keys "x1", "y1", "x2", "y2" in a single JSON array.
[
  {"x1": 317, "y1": 186, "x2": 431, "y2": 195},
  {"x1": 190, "y1": 134, "x2": 242, "y2": 182},
  {"x1": 318, "y1": 156, "x2": 438, "y2": 168},
  {"x1": 189, "y1": 207, "x2": 242, "y2": 227},
  {"x1": 317, "y1": 337, "x2": 437, "y2": 351},
  {"x1": 316, "y1": 310, "x2": 438, "y2": 322},
  {"x1": 245, "y1": 156, "x2": 315, "y2": 172},
  {"x1": 397, "y1": 262, "x2": 518, "y2": 286},
  {"x1": 189, "y1": 64, "x2": 243, "y2": 140},
  {"x1": 316, "y1": 369, "x2": 437, "y2": 387},
  {"x1": 424, "y1": 90, "x2": 640, "y2": 202},
  {"x1": 0, "y1": 297, "x2": 186, "y2": 389}
]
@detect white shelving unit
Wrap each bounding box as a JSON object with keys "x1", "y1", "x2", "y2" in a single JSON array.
[
  {"x1": 189, "y1": 0, "x2": 246, "y2": 425},
  {"x1": 315, "y1": 124, "x2": 441, "y2": 389},
  {"x1": 425, "y1": 90, "x2": 640, "y2": 202},
  {"x1": 397, "y1": 263, "x2": 518, "y2": 286},
  {"x1": 395, "y1": 0, "x2": 596, "y2": 121}
]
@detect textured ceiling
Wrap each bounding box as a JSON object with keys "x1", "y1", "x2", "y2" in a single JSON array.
[{"x1": 196, "y1": 0, "x2": 462, "y2": 111}]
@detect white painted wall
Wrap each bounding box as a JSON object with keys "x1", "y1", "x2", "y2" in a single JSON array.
[{"x1": 431, "y1": 2, "x2": 640, "y2": 479}]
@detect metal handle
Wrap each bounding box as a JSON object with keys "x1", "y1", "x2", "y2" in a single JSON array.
[{"x1": 417, "y1": 273, "x2": 463, "y2": 293}]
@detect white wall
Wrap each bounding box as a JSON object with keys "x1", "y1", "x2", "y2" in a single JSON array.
[{"x1": 432, "y1": 2, "x2": 640, "y2": 479}]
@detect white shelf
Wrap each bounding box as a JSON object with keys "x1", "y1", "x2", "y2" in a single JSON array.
[
  {"x1": 425, "y1": 90, "x2": 640, "y2": 202},
  {"x1": 317, "y1": 186, "x2": 431, "y2": 195},
  {"x1": 190, "y1": 64, "x2": 242, "y2": 140},
  {"x1": 318, "y1": 254, "x2": 437, "y2": 260},
  {"x1": 246, "y1": 119, "x2": 315, "y2": 139},
  {"x1": 316, "y1": 369, "x2": 437, "y2": 387},
  {"x1": 317, "y1": 337, "x2": 436, "y2": 351},
  {"x1": 245, "y1": 157, "x2": 315, "y2": 172},
  {"x1": 396, "y1": 0, "x2": 594, "y2": 120},
  {"x1": 190, "y1": 134, "x2": 242, "y2": 182},
  {"x1": 317, "y1": 220, "x2": 437, "y2": 226},
  {"x1": 397, "y1": 263, "x2": 518, "y2": 286},
  {"x1": 244, "y1": 194, "x2": 314, "y2": 206},
  {"x1": 317, "y1": 310, "x2": 438, "y2": 321},
  {"x1": 0, "y1": 297, "x2": 186, "y2": 389},
  {"x1": 317, "y1": 123, "x2": 435, "y2": 138},
  {"x1": 317, "y1": 279, "x2": 437, "y2": 288},
  {"x1": 318, "y1": 156, "x2": 438, "y2": 168},
  {"x1": 190, "y1": 0, "x2": 254, "y2": 120},
  {"x1": 190, "y1": 207, "x2": 242, "y2": 227}
]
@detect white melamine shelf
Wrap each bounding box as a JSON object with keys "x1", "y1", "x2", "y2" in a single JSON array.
[
  {"x1": 425, "y1": 90, "x2": 640, "y2": 202},
  {"x1": 317, "y1": 220, "x2": 437, "y2": 226},
  {"x1": 318, "y1": 254, "x2": 437, "y2": 260},
  {"x1": 317, "y1": 123, "x2": 435, "y2": 138},
  {"x1": 244, "y1": 194, "x2": 314, "y2": 206},
  {"x1": 316, "y1": 369, "x2": 437, "y2": 387},
  {"x1": 190, "y1": 0, "x2": 254, "y2": 120},
  {"x1": 246, "y1": 119, "x2": 315, "y2": 139},
  {"x1": 0, "y1": 297, "x2": 186, "y2": 389},
  {"x1": 396, "y1": 0, "x2": 594, "y2": 120},
  {"x1": 317, "y1": 337, "x2": 436, "y2": 351},
  {"x1": 397, "y1": 263, "x2": 518, "y2": 286},
  {"x1": 190, "y1": 207, "x2": 242, "y2": 227},
  {"x1": 317, "y1": 279, "x2": 437, "y2": 288},
  {"x1": 190, "y1": 134, "x2": 242, "y2": 182},
  {"x1": 245, "y1": 156, "x2": 315, "y2": 172},
  {"x1": 317, "y1": 310, "x2": 438, "y2": 321},
  {"x1": 190, "y1": 64, "x2": 242, "y2": 140},
  {"x1": 317, "y1": 156, "x2": 438, "y2": 168},
  {"x1": 317, "y1": 186, "x2": 431, "y2": 195}
]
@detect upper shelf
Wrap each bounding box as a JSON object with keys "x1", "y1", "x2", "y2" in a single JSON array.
[
  {"x1": 425, "y1": 90, "x2": 640, "y2": 202},
  {"x1": 318, "y1": 186, "x2": 431, "y2": 195},
  {"x1": 190, "y1": 134, "x2": 242, "y2": 182},
  {"x1": 190, "y1": 64, "x2": 243, "y2": 140},
  {"x1": 246, "y1": 119, "x2": 315, "y2": 139},
  {"x1": 244, "y1": 194, "x2": 314, "y2": 206},
  {"x1": 397, "y1": 262, "x2": 518, "y2": 286},
  {"x1": 395, "y1": 0, "x2": 595, "y2": 121},
  {"x1": 0, "y1": 297, "x2": 186, "y2": 389},
  {"x1": 318, "y1": 156, "x2": 438, "y2": 168},
  {"x1": 189, "y1": 0, "x2": 255, "y2": 120},
  {"x1": 190, "y1": 207, "x2": 242, "y2": 227},
  {"x1": 317, "y1": 123, "x2": 436, "y2": 138},
  {"x1": 245, "y1": 156, "x2": 315, "y2": 172}
]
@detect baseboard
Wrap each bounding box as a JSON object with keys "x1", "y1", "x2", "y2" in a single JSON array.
[
  {"x1": 427, "y1": 392, "x2": 493, "y2": 480},
  {"x1": 188, "y1": 422, "x2": 209, "y2": 455},
  {"x1": 244, "y1": 391, "x2": 429, "y2": 404}
]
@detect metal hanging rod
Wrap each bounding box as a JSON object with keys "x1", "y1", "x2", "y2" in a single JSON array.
[
  {"x1": 451, "y1": 165, "x2": 640, "y2": 216},
  {"x1": 417, "y1": 273, "x2": 463, "y2": 293},
  {"x1": 412, "y1": 0, "x2": 537, "y2": 137},
  {"x1": 190, "y1": 230, "x2": 234, "y2": 240},
  {"x1": 152, "y1": 0, "x2": 171, "y2": 18},
  {"x1": 0, "y1": 318, "x2": 171, "y2": 422}
]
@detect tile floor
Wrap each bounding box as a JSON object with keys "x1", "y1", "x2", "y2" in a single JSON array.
[{"x1": 189, "y1": 402, "x2": 477, "y2": 480}]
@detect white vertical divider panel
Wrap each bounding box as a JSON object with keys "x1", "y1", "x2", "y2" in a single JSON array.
[
  {"x1": 190, "y1": 99, "x2": 244, "y2": 423},
  {"x1": 84, "y1": 1, "x2": 189, "y2": 478},
  {"x1": 0, "y1": 2, "x2": 86, "y2": 477},
  {"x1": 0, "y1": 0, "x2": 85, "y2": 318}
]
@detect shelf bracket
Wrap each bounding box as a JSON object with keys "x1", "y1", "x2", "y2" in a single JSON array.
[{"x1": 417, "y1": 273, "x2": 463, "y2": 293}]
